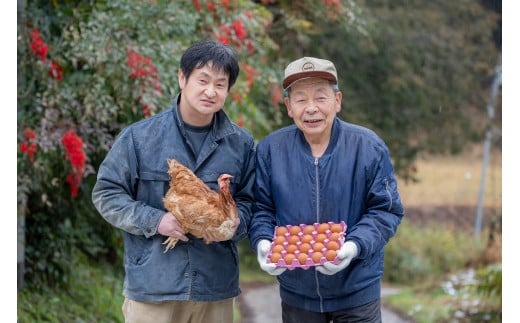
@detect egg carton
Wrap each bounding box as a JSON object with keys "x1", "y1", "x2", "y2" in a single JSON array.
[{"x1": 267, "y1": 221, "x2": 347, "y2": 270}]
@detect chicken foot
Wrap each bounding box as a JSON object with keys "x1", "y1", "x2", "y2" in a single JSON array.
[{"x1": 162, "y1": 237, "x2": 179, "y2": 253}]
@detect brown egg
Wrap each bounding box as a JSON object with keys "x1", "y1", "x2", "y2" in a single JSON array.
[
  {"x1": 272, "y1": 244, "x2": 285, "y2": 253},
  {"x1": 270, "y1": 252, "x2": 282, "y2": 263},
  {"x1": 315, "y1": 233, "x2": 327, "y2": 243},
  {"x1": 301, "y1": 234, "x2": 313, "y2": 244},
  {"x1": 284, "y1": 253, "x2": 296, "y2": 265},
  {"x1": 276, "y1": 226, "x2": 288, "y2": 236},
  {"x1": 311, "y1": 251, "x2": 323, "y2": 264},
  {"x1": 313, "y1": 242, "x2": 325, "y2": 252},
  {"x1": 325, "y1": 249, "x2": 337, "y2": 261},
  {"x1": 330, "y1": 223, "x2": 343, "y2": 233},
  {"x1": 303, "y1": 225, "x2": 315, "y2": 234},
  {"x1": 326, "y1": 241, "x2": 340, "y2": 251},
  {"x1": 274, "y1": 236, "x2": 286, "y2": 245},
  {"x1": 289, "y1": 225, "x2": 302, "y2": 235},
  {"x1": 328, "y1": 232, "x2": 340, "y2": 241},
  {"x1": 297, "y1": 253, "x2": 308, "y2": 265},
  {"x1": 286, "y1": 244, "x2": 298, "y2": 254},
  {"x1": 299, "y1": 242, "x2": 312, "y2": 254},
  {"x1": 317, "y1": 223, "x2": 330, "y2": 234},
  {"x1": 288, "y1": 235, "x2": 300, "y2": 245}
]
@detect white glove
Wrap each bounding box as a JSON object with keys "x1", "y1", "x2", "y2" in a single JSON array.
[
  {"x1": 257, "y1": 239, "x2": 287, "y2": 276},
  {"x1": 316, "y1": 241, "x2": 358, "y2": 275}
]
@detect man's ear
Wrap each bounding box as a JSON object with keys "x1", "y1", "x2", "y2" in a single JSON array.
[
  {"x1": 178, "y1": 69, "x2": 186, "y2": 90},
  {"x1": 335, "y1": 91, "x2": 342, "y2": 113},
  {"x1": 284, "y1": 96, "x2": 293, "y2": 118}
]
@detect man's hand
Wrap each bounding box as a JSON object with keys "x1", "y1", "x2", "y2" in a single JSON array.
[
  {"x1": 257, "y1": 239, "x2": 286, "y2": 276},
  {"x1": 316, "y1": 241, "x2": 358, "y2": 275},
  {"x1": 157, "y1": 212, "x2": 189, "y2": 242}
]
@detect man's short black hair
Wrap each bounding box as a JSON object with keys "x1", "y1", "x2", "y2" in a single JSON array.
[{"x1": 180, "y1": 40, "x2": 240, "y2": 91}]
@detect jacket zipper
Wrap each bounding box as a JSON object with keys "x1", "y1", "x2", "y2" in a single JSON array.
[
  {"x1": 313, "y1": 157, "x2": 324, "y2": 312},
  {"x1": 314, "y1": 157, "x2": 320, "y2": 223}
]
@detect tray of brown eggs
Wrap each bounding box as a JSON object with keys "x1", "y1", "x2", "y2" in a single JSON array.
[{"x1": 267, "y1": 221, "x2": 347, "y2": 270}]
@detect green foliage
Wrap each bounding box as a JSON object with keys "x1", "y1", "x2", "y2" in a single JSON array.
[
  {"x1": 474, "y1": 263, "x2": 501, "y2": 297},
  {"x1": 18, "y1": 251, "x2": 125, "y2": 323},
  {"x1": 383, "y1": 219, "x2": 484, "y2": 285},
  {"x1": 18, "y1": 147, "x2": 77, "y2": 289}
]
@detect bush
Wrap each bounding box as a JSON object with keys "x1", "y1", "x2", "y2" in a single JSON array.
[{"x1": 383, "y1": 219, "x2": 485, "y2": 285}]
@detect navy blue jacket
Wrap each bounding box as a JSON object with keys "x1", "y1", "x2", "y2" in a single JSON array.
[
  {"x1": 249, "y1": 117, "x2": 404, "y2": 312},
  {"x1": 92, "y1": 95, "x2": 256, "y2": 302}
]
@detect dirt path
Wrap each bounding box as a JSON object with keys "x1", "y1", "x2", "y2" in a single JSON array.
[{"x1": 237, "y1": 282, "x2": 413, "y2": 323}]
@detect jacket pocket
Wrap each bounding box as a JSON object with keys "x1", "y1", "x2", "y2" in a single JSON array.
[
  {"x1": 137, "y1": 170, "x2": 171, "y2": 209},
  {"x1": 124, "y1": 233, "x2": 153, "y2": 266}
]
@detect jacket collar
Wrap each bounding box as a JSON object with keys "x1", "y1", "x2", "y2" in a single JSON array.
[{"x1": 297, "y1": 117, "x2": 341, "y2": 157}]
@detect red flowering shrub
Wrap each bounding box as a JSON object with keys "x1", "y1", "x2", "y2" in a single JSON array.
[
  {"x1": 61, "y1": 130, "x2": 87, "y2": 198},
  {"x1": 232, "y1": 19, "x2": 247, "y2": 40},
  {"x1": 19, "y1": 127, "x2": 38, "y2": 162},
  {"x1": 127, "y1": 50, "x2": 158, "y2": 79},
  {"x1": 192, "y1": 0, "x2": 201, "y2": 12},
  {"x1": 24, "y1": 127, "x2": 36, "y2": 140},
  {"x1": 62, "y1": 130, "x2": 86, "y2": 173},
  {"x1": 48, "y1": 61, "x2": 64, "y2": 82},
  {"x1": 30, "y1": 28, "x2": 48, "y2": 62},
  {"x1": 241, "y1": 62, "x2": 258, "y2": 88},
  {"x1": 20, "y1": 142, "x2": 38, "y2": 162},
  {"x1": 127, "y1": 49, "x2": 161, "y2": 117},
  {"x1": 29, "y1": 28, "x2": 65, "y2": 82}
]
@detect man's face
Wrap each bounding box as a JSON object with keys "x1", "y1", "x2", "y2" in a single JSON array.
[
  {"x1": 178, "y1": 62, "x2": 230, "y2": 126},
  {"x1": 285, "y1": 78, "x2": 342, "y2": 141}
]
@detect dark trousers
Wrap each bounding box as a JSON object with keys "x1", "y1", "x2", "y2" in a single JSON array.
[{"x1": 281, "y1": 298, "x2": 382, "y2": 323}]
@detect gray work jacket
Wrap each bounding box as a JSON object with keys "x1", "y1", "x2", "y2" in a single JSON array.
[{"x1": 92, "y1": 95, "x2": 255, "y2": 302}]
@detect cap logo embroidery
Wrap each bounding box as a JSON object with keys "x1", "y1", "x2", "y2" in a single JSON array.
[{"x1": 302, "y1": 62, "x2": 315, "y2": 71}]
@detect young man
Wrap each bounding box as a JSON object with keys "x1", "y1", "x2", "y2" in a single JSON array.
[
  {"x1": 249, "y1": 57, "x2": 404, "y2": 322},
  {"x1": 92, "y1": 40, "x2": 255, "y2": 323}
]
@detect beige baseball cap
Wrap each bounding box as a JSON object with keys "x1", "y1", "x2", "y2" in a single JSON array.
[{"x1": 283, "y1": 57, "x2": 338, "y2": 90}]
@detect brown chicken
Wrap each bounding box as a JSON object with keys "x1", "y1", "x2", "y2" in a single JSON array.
[{"x1": 162, "y1": 159, "x2": 239, "y2": 252}]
